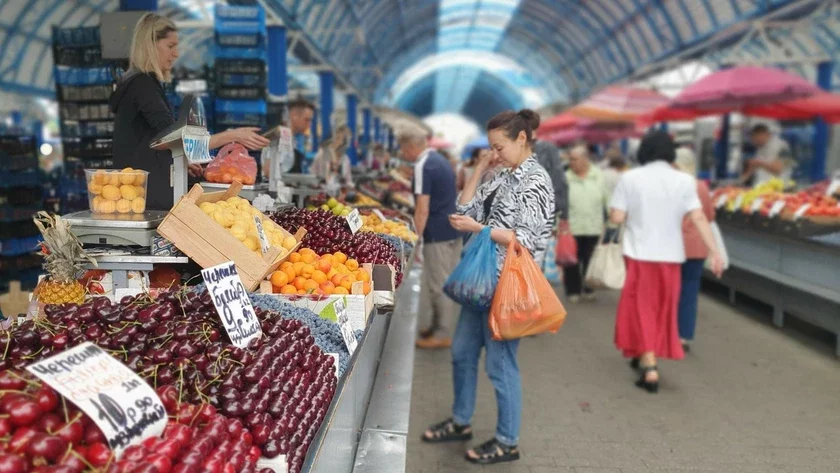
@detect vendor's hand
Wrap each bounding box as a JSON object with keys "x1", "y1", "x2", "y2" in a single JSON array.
[
  {"x1": 708, "y1": 251, "x2": 724, "y2": 278},
  {"x1": 449, "y1": 214, "x2": 483, "y2": 233},
  {"x1": 229, "y1": 127, "x2": 270, "y2": 150},
  {"x1": 188, "y1": 164, "x2": 204, "y2": 178}
]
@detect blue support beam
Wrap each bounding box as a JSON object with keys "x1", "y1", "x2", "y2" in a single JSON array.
[
  {"x1": 388, "y1": 127, "x2": 395, "y2": 152},
  {"x1": 267, "y1": 26, "x2": 288, "y2": 98},
  {"x1": 373, "y1": 117, "x2": 382, "y2": 144},
  {"x1": 33, "y1": 120, "x2": 43, "y2": 147},
  {"x1": 120, "y1": 0, "x2": 157, "y2": 10},
  {"x1": 319, "y1": 71, "x2": 334, "y2": 141},
  {"x1": 310, "y1": 106, "x2": 319, "y2": 153},
  {"x1": 10, "y1": 111, "x2": 22, "y2": 127},
  {"x1": 346, "y1": 94, "x2": 358, "y2": 165},
  {"x1": 812, "y1": 61, "x2": 833, "y2": 182},
  {"x1": 362, "y1": 108, "x2": 372, "y2": 148}
]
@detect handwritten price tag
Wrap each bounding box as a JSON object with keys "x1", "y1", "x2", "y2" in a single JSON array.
[
  {"x1": 253, "y1": 216, "x2": 270, "y2": 255},
  {"x1": 715, "y1": 195, "x2": 728, "y2": 209},
  {"x1": 793, "y1": 203, "x2": 811, "y2": 220},
  {"x1": 345, "y1": 208, "x2": 363, "y2": 234},
  {"x1": 202, "y1": 262, "x2": 263, "y2": 348},
  {"x1": 768, "y1": 200, "x2": 786, "y2": 218},
  {"x1": 750, "y1": 198, "x2": 764, "y2": 214},
  {"x1": 27, "y1": 343, "x2": 167, "y2": 457},
  {"x1": 732, "y1": 194, "x2": 744, "y2": 211},
  {"x1": 335, "y1": 299, "x2": 358, "y2": 356}
]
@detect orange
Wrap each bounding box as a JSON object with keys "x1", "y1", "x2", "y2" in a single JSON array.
[
  {"x1": 289, "y1": 252, "x2": 301, "y2": 263},
  {"x1": 316, "y1": 259, "x2": 332, "y2": 273},
  {"x1": 363, "y1": 281, "x2": 371, "y2": 294},
  {"x1": 293, "y1": 276, "x2": 308, "y2": 291},
  {"x1": 333, "y1": 251, "x2": 347, "y2": 264},
  {"x1": 303, "y1": 280, "x2": 320, "y2": 292},
  {"x1": 280, "y1": 261, "x2": 294, "y2": 272},
  {"x1": 283, "y1": 266, "x2": 296, "y2": 282},
  {"x1": 293, "y1": 261, "x2": 305, "y2": 276},
  {"x1": 270, "y1": 271, "x2": 288, "y2": 288},
  {"x1": 279, "y1": 284, "x2": 297, "y2": 295},
  {"x1": 330, "y1": 274, "x2": 344, "y2": 287},
  {"x1": 299, "y1": 248, "x2": 316, "y2": 256},
  {"x1": 355, "y1": 269, "x2": 370, "y2": 283},
  {"x1": 326, "y1": 268, "x2": 338, "y2": 280},
  {"x1": 312, "y1": 270, "x2": 328, "y2": 284},
  {"x1": 333, "y1": 287, "x2": 349, "y2": 295},
  {"x1": 345, "y1": 258, "x2": 359, "y2": 271},
  {"x1": 339, "y1": 276, "x2": 353, "y2": 291},
  {"x1": 301, "y1": 253, "x2": 316, "y2": 264},
  {"x1": 320, "y1": 281, "x2": 335, "y2": 294},
  {"x1": 300, "y1": 264, "x2": 315, "y2": 279}
]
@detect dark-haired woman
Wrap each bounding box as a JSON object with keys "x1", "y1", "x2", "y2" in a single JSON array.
[
  {"x1": 608, "y1": 131, "x2": 723, "y2": 393},
  {"x1": 421, "y1": 109, "x2": 554, "y2": 465}
]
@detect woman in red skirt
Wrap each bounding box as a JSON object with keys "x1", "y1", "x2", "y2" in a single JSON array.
[{"x1": 608, "y1": 131, "x2": 723, "y2": 393}]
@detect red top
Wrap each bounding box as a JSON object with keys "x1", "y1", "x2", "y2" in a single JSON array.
[{"x1": 682, "y1": 180, "x2": 715, "y2": 260}]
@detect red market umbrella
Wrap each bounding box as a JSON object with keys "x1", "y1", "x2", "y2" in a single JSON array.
[
  {"x1": 744, "y1": 92, "x2": 840, "y2": 123},
  {"x1": 428, "y1": 136, "x2": 453, "y2": 149},
  {"x1": 538, "y1": 112, "x2": 581, "y2": 133},
  {"x1": 671, "y1": 66, "x2": 821, "y2": 111},
  {"x1": 568, "y1": 86, "x2": 670, "y2": 121},
  {"x1": 545, "y1": 124, "x2": 643, "y2": 146}
]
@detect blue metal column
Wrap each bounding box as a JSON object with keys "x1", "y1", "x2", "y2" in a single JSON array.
[
  {"x1": 32, "y1": 120, "x2": 43, "y2": 147},
  {"x1": 9, "y1": 111, "x2": 21, "y2": 127},
  {"x1": 374, "y1": 117, "x2": 382, "y2": 144},
  {"x1": 620, "y1": 139, "x2": 628, "y2": 156},
  {"x1": 347, "y1": 94, "x2": 358, "y2": 165},
  {"x1": 388, "y1": 127, "x2": 395, "y2": 152},
  {"x1": 812, "y1": 61, "x2": 833, "y2": 182},
  {"x1": 267, "y1": 26, "x2": 288, "y2": 98},
  {"x1": 310, "y1": 107, "x2": 319, "y2": 153},
  {"x1": 362, "y1": 108, "x2": 372, "y2": 148},
  {"x1": 120, "y1": 0, "x2": 157, "y2": 10},
  {"x1": 717, "y1": 114, "x2": 731, "y2": 180},
  {"x1": 319, "y1": 71, "x2": 334, "y2": 141}
]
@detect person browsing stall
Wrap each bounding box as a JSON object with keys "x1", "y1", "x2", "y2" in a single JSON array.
[
  {"x1": 398, "y1": 128, "x2": 462, "y2": 349},
  {"x1": 286, "y1": 97, "x2": 315, "y2": 173},
  {"x1": 111, "y1": 13, "x2": 268, "y2": 210}
]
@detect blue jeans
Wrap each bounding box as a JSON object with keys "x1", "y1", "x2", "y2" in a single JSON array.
[
  {"x1": 451, "y1": 305, "x2": 521, "y2": 446},
  {"x1": 678, "y1": 259, "x2": 705, "y2": 341}
]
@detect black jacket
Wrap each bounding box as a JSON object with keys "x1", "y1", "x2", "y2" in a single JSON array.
[
  {"x1": 533, "y1": 140, "x2": 569, "y2": 220},
  {"x1": 110, "y1": 71, "x2": 176, "y2": 210}
]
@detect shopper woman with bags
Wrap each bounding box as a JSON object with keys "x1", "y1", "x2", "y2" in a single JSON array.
[
  {"x1": 674, "y1": 147, "x2": 715, "y2": 352},
  {"x1": 421, "y1": 109, "x2": 554, "y2": 465},
  {"x1": 609, "y1": 131, "x2": 723, "y2": 394}
]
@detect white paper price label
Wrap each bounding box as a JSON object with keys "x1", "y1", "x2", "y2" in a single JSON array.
[
  {"x1": 335, "y1": 299, "x2": 357, "y2": 356},
  {"x1": 27, "y1": 343, "x2": 167, "y2": 457},
  {"x1": 750, "y1": 198, "x2": 764, "y2": 214},
  {"x1": 768, "y1": 200, "x2": 786, "y2": 218},
  {"x1": 826, "y1": 178, "x2": 840, "y2": 197},
  {"x1": 345, "y1": 208, "x2": 363, "y2": 234},
  {"x1": 715, "y1": 195, "x2": 728, "y2": 209},
  {"x1": 202, "y1": 262, "x2": 263, "y2": 348},
  {"x1": 182, "y1": 127, "x2": 211, "y2": 164},
  {"x1": 793, "y1": 203, "x2": 811, "y2": 220},
  {"x1": 732, "y1": 194, "x2": 744, "y2": 211},
  {"x1": 253, "y1": 215, "x2": 270, "y2": 255}
]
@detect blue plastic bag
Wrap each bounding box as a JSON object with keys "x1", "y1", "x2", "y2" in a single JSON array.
[
  {"x1": 443, "y1": 227, "x2": 498, "y2": 310},
  {"x1": 542, "y1": 236, "x2": 563, "y2": 285}
]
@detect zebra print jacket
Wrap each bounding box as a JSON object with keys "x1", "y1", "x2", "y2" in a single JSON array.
[{"x1": 456, "y1": 154, "x2": 555, "y2": 271}]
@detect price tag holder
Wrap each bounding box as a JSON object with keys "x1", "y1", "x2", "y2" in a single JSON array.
[
  {"x1": 253, "y1": 216, "x2": 270, "y2": 255},
  {"x1": 26, "y1": 343, "x2": 167, "y2": 457},
  {"x1": 715, "y1": 195, "x2": 728, "y2": 209},
  {"x1": 202, "y1": 262, "x2": 263, "y2": 348},
  {"x1": 826, "y1": 178, "x2": 840, "y2": 197},
  {"x1": 768, "y1": 200, "x2": 786, "y2": 218},
  {"x1": 335, "y1": 299, "x2": 358, "y2": 356},
  {"x1": 794, "y1": 203, "x2": 811, "y2": 220},
  {"x1": 182, "y1": 127, "x2": 211, "y2": 164},
  {"x1": 345, "y1": 208, "x2": 363, "y2": 234},
  {"x1": 750, "y1": 198, "x2": 764, "y2": 214},
  {"x1": 732, "y1": 194, "x2": 744, "y2": 211}
]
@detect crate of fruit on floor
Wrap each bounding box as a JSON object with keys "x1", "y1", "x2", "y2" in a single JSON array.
[{"x1": 158, "y1": 180, "x2": 305, "y2": 291}]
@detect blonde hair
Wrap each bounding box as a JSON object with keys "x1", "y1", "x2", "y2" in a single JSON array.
[{"x1": 129, "y1": 13, "x2": 177, "y2": 82}]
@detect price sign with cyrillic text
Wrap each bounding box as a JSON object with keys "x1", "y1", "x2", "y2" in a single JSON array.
[
  {"x1": 27, "y1": 343, "x2": 166, "y2": 457},
  {"x1": 202, "y1": 262, "x2": 263, "y2": 348},
  {"x1": 345, "y1": 208, "x2": 363, "y2": 234}
]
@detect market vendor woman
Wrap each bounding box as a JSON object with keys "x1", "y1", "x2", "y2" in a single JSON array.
[{"x1": 111, "y1": 13, "x2": 269, "y2": 210}]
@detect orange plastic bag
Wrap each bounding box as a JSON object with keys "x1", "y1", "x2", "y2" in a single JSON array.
[
  {"x1": 489, "y1": 239, "x2": 567, "y2": 340},
  {"x1": 204, "y1": 143, "x2": 257, "y2": 185}
]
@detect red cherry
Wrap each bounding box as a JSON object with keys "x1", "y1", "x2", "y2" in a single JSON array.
[
  {"x1": 155, "y1": 439, "x2": 181, "y2": 459},
  {"x1": 36, "y1": 413, "x2": 62, "y2": 433},
  {"x1": 0, "y1": 372, "x2": 26, "y2": 390},
  {"x1": 146, "y1": 455, "x2": 172, "y2": 473},
  {"x1": 58, "y1": 450, "x2": 88, "y2": 473},
  {"x1": 8, "y1": 400, "x2": 42, "y2": 427},
  {"x1": 26, "y1": 433, "x2": 68, "y2": 461},
  {"x1": 35, "y1": 388, "x2": 59, "y2": 413},
  {"x1": 84, "y1": 442, "x2": 113, "y2": 467},
  {"x1": 55, "y1": 420, "x2": 84, "y2": 444},
  {"x1": 0, "y1": 453, "x2": 27, "y2": 473},
  {"x1": 0, "y1": 394, "x2": 27, "y2": 415},
  {"x1": 83, "y1": 425, "x2": 106, "y2": 445},
  {"x1": 121, "y1": 445, "x2": 146, "y2": 463},
  {"x1": 0, "y1": 418, "x2": 11, "y2": 437},
  {"x1": 8, "y1": 427, "x2": 37, "y2": 454}
]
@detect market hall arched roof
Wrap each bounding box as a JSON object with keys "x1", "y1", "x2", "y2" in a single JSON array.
[{"x1": 0, "y1": 0, "x2": 834, "y2": 124}]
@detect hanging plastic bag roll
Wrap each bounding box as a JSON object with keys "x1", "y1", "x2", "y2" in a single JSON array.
[
  {"x1": 489, "y1": 239, "x2": 567, "y2": 340},
  {"x1": 443, "y1": 227, "x2": 498, "y2": 310}
]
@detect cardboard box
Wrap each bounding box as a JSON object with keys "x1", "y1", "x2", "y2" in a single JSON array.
[
  {"x1": 157, "y1": 181, "x2": 305, "y2": 291},
  {"x1": 370, "y1": 263, "x2": 397, "y2": 307}
]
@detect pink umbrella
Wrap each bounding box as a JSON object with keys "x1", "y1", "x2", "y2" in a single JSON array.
[
  {"x1": 671, "y1": 66, "x2": 821, "y2": 111},
  {"x1": 538, "y1": 112, "x2": 582, "y2": 133},
  {"x1": 428, "y1": 136, "x2": 453, "y2": 149},
  {"x1": 744, "y1": 92, "x2": 840, "y2": 123},
  {"x1": 568, "y1": 86, "x2": 670, "y2": 122}
]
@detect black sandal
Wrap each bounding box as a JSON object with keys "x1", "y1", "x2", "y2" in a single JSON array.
[
  {"x1": 629, "y1": 357, "x2": 640, "y2": 370},
  {"x1": 635, "y1": 365, "x2": 659, "y2": 394},
  {"x1": 465, "y1": 438, "x2": 520, "y2": 464},
  {"x1": 421, "y1": 418, "x2": 473, "y2": 443}
]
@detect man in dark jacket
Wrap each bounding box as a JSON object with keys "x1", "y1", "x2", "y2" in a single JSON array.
[{"x1": 532, "y1": 139, "x2": 569, "y2": 221}]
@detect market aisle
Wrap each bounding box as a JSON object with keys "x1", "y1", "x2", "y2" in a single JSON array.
[{"x1": 406, "y1": 288, "x2": 840, "y2": 473}]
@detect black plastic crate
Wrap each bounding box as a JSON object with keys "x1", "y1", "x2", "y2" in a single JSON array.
[
  {"x1": 0, "y1": 152, "x2": 38, "y2": 172},
  {"x1": 60, "y1": 103, "x2": 113, "y2": 121},
  {"x1": 59, "y1": 85, "x2": 112, "y2": 102},
  {"x1": 0, "y1": 136, "x2": 36, "y2": 156},
  {"x1": 0, "y1": 187, "x2": 42, "y2": 206},
  {"x1": 0, "y1": 254, "x2": 42, "y2": 273},
  {"x1": 0, "y1": 221, "x2": 39, "y2": 241}
]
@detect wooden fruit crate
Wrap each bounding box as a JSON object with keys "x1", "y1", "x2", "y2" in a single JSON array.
[{"x1": 157, "y1": 181, "x2": 306, "y2": 291}]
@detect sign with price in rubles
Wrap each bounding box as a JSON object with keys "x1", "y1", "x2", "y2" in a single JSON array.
[
  {"x1": 202, "y1": 261, "x2": 263, "y2": 348},
  {"x1": 26, "y1": 343, "x2": 167, "y2": 457}
]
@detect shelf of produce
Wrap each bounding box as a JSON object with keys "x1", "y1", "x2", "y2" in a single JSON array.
[
  {"x1": 303, "y1": 259, "x2": 419, "y2": 473},
  {"x1": 708, "y1": 221, "x2": 840, "y2": 356}
]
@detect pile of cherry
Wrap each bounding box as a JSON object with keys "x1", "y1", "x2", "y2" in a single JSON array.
[
  {"x1": 0, "y1": 370, "x2": 271, "y2": 473},
  {"x1": 269, "y1": 208, "x2": 403, "y2": 287},
  {"x1": 0, "y1": 289, "x2": 339, "y2": 473}
]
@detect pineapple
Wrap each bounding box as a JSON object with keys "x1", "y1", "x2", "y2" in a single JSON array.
[{"x1": 33, "y1": 212, "x2": 96, "y2": 305}]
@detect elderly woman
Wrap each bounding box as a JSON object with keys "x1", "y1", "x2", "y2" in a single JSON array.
[
  {"x1": 422, "y1": 109, "x2": 554, "y2": 465},
  {"x1": 564, "y1": 144, "x2": 609, "y2": 303},
  {"x1": 609, "y1": 131, "x2": 723, "y2": 393}
]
